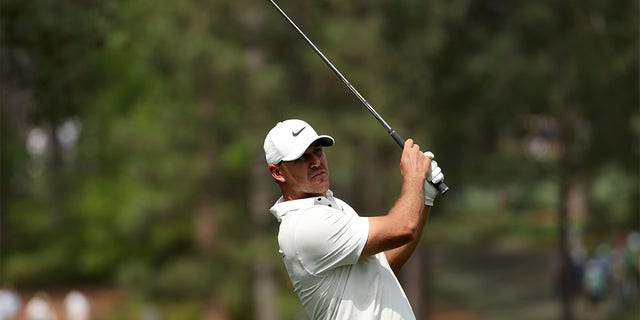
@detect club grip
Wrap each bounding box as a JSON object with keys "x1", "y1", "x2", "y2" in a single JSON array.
[
  {"x1": 390, "y1": 130, "x2": 405, "y2": 148},
  {"x1": 435, "y1": 180, "x2": 449, "y2": 194},
  {"x1": 389, "y1": 130, "x2": 450, "y2": 195}
]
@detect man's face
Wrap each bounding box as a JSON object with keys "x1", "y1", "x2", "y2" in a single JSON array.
[{"x1": 277, "y1": 142, "x2": 330, "y2": 199}]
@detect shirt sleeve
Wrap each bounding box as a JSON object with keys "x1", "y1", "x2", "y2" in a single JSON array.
[{"x1": 293, "y1": 206, "x2": 369, "y2": 275}]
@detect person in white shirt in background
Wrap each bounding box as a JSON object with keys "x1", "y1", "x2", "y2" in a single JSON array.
[
  {"x1": 64, "y1": 290, "x2": 90, "y2": 320},
  {"x1": 0, "y1": 289, "x2": 21, "y2": 319},
  {"x1": 25, "y1": 292, "x2": 56, "y2": 320}
]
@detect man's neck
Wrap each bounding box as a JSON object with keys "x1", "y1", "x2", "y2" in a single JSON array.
[{"x1": 282, "y1": 191, "x2": 327, "y2": 202}]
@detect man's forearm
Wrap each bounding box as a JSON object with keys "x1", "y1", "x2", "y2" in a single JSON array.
[
  {"x1": 384, "y1": 206, "x2": 431, "y2": 275},
  {"x1": 361, "y1": 177, "x2": 426, "y2": 258}
]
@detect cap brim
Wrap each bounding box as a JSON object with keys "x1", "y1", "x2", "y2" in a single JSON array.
[
  {"x1": 316, "y1": 135, "x2": 334, "y2": 147},
  {"x1": 281, "y1": 135, "x2": 335, "y2": 162}
]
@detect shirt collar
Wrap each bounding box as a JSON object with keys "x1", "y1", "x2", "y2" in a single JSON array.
[{"x1": 270, "y1": 190, "x2": 337, "y2": 222}]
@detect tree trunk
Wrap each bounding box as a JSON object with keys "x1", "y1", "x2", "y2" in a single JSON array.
[
  {"x1": 557, "y1": 113, "x2": 584, "y2": 320},
  {"x1": 250, "y1": 153, "x2": 277, "y2": 320},
  {"x1": 246, "y1": 5, "x2": 278, "y2": 316},
  {"x1": 47, "y1": 124, "x2": 63, "y2": 225},
  {"x1": 194, "y1": 95, "x2": 218, "y2": 257},
  {"x1": 558, "y1": 163, "x2": 574, "y2": 320},
  {"x1": 402, "y1": 247, "x2": 424, "y2": 319}
]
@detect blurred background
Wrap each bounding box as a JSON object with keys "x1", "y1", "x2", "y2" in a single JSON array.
[{"x1": 1, "y1": 0, "x2": 638, "y2": 319}]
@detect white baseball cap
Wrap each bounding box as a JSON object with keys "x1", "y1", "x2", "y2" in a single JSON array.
[{"x1": 264, "y1": 119, "x2": 334, "y2": 164}]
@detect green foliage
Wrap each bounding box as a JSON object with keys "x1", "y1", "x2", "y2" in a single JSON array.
[{"x1": 1, "y1": 0, "x2": 638, "y2": 318}]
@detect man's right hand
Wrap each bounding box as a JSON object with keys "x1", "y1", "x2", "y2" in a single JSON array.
[{"x1": 400, "y1": 139, "x2": 431, "y2": 182}]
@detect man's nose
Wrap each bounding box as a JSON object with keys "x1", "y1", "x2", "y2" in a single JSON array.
[{"x1": 310, "y1": 154, "x2": 322, "y2": 167}]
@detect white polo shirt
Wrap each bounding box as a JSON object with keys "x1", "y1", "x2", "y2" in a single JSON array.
[{"x1": 270, "y1": 190, "x2": 416, "y2": 320}]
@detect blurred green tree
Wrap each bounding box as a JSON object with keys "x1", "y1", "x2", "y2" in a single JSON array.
[{"x1": 1, "y1": 0, "x2": 637, "y2": 319}]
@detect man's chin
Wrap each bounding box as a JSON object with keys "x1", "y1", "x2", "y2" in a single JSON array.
[{"x1": 305, "y1": 184, "x2": 330, "y2": 196}]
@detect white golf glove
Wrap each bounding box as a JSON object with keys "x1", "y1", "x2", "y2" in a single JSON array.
[{"x1": 423, "y1": 151, "x2": 444, "y2": 206}]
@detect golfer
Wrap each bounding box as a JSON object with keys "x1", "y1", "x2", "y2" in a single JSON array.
[{"x1": 264, "y1": 119, "x2": 444, "y2": 319}]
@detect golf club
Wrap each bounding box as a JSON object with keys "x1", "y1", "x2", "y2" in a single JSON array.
[{"x1": 268, "y1": 0, "x2": 449, "y2": 194}]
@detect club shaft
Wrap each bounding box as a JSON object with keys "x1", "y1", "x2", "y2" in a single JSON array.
[{"x1": 268, "y1": 0, "x2": 449, "y2": 194}]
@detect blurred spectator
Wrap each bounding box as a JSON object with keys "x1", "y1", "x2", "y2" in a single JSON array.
[
  {"x1": 583, "y1": 249, "x2": 610, "y2": 319},
  {"x1": 25, "y1": 292, "x2": 57, "y2": 320},
  {"x1": 627, "y1": 231, "x2": 640, "y2": 279},
  {"x1": 624, "y1": 231, "x2": 640, "y2": 302},
  {"x1": 569, "y1": 233, "x2": 588, "y2": 298},
  {"x1": 64, "y1": 290, "x2": 90, "y2": 320},
  {"x1": 594, "y1": 243, "x2": 612, "y2": 276},
  {"x1": 611, "y1": 232, "x2": 638, "y2": 307},
  {"x1": 0, "y1": 289, "x2": 21, "y2": 319}
]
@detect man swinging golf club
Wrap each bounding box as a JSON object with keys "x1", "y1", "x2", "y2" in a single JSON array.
[{"x1": 264, "y1": 119, "x2": 445, "y2": 319}]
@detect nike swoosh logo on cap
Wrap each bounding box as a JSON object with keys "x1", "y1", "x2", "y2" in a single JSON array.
[{"x1": 292, "y1": 126, "x2": 306, "y2": 137}]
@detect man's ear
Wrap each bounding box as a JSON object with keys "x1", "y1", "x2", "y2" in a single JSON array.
[{"x1": 268, "y1": 164, "x2": 286, "y2": 183}]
